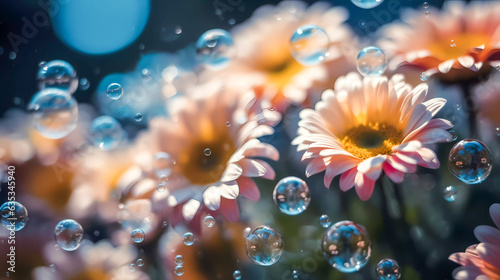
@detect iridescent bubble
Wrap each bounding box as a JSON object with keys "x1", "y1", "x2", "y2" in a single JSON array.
[
  {"x1": 156, "y1": 183, "x2": 166, "y2": 193},
  {"x1": 443, "y1": 186, "x2": 457, "y2": 202},
  {"x1": 174, "y1": 265, "x2": 184, "y2": 276},
  {"x1": 226, "y1": 121, "x2": 231, "y2": 127},
  {"x1": 319, "y1": 214, "x2": 331, "y2": 228},
  {"x1": 420, "y1": 72, "x2": 429, "y2": 81},
  {"x1": 204, "y1": 148, "x2": 212, "y2": 156},
  {"x1": 273, "y1": 176, "x2": 311, "y2": 215},
  {"x1": 356, "y1": 46, "x2": 387, "y2": 77},
  {"x1": 292, "y1": 270, "x2": 299, "y2": 279},
  {"x1": 233, "y1": 270, "x2": 242, "y2": 280},
  {"x1": 106, "y1": 83, "x2": 124, "y2": 100},
  {"x1": 290, "y1": 25, "x2": 330, "y2": 66},
  {"x1": 28, "y1": 88, "x2": 78, "y2": 139},
  {"x1": 321, "y1": 220, "x2": 371, "y2": 273},
  {"x1": 90, "y1": 115, "x2": 125, "y2": 150},
  {"x1": 134, "y1": 113, "x2": 143, "y2": 122},
  {"x1": 79, "y1": 78, "x2": 90, "y2": 91},
  {"x1": 423, "y1": 2, "x2": 429, "y2": 8},
  {"x1": 49, "y1": 264, "x2": 56, "y2": 272},
  {"x1": 351, "y1": 0, "x2": 384, "y2": 9},
  {"x1": 54, "y1": 219, "x2": 84, "y2": 251},
  {"x1": 153, "y1": 152, "x2": 173, "y2": 178},
  {"x1": 131, "y1": 229, "x2": 145, "y2": 243},
  {"x1": 375, "y1": 258, "x2": 401, "y2": 280},
  {"x1": 196, "y1": 29, "x2": 235, "y2": 69},
  {"x1": 37, "y1": 60, "x2": 78, "y2": 94},
  {"x1": 245, "y1": 226, "x2": 284, "y2": 266},
  {"x1": 183, "y1": 232, "x2": 195, "y2": 246},
  {"x1": 174, "y1": 255, "x2": 184, "y2": 265},
  {"x1": 203, "y1": 215, "x2": 215, "y2": 228},
  {"x1": 129, "y1": 263, "x2": 136, "y2": 272},
  {"x1": 448, "y1": 139, "x2": 492, "y2": 184},
  {"x1": 448, "y1": 130, "x2": 458, "y2": 141},
  {"x1": 136, "y1": 259, "x2": 144, "y2": 267},
  {"x1": 1, "y1": 201, "x2": 28, "y2": 231}
]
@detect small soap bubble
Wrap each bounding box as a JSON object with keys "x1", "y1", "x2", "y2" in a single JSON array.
[
  {"x1": 245, "y1": 226, "x2": 284, "y2": 266},
  {"x1": 420, "y1": 72, "x2": 429, "y2": 81},
  {"x1": 131, "y1": 229, "x2": 145, "y2": 243},
  {"x1": 356, "y1": 46, "x2": 387, "y2": 77},
  {"x1": 448, "y1": 130, "x2": 458, "y2": 141},
  {"x1": 156, "y1": 183, "x2": 166, "y2": 193},
  {"x1": 375, "y1": 258, "x2": 401, "y2": 280},
  {"x1": 79, "y1": 77, "x2": 90, "y2": 91},
  {"x1": 351, "y1": 0, "x2": 384, "y2": 9},
  {"x1": 273, "y1": 177, "x2": 311, "y2": 215},
  {"x1": 37, "y1": 60, "x2": 78, "y2": 94},
  {"x1": 423, "y1": 2, "x2": 429, "y2": 8},
  {"x1": 226, "y1": 121, "x2": 231, "y2": 127},
  {"x1": 106, "y1": 83, "x2": 124, "y2": 100},
  {"x1": 129, "y1": 263, "x2": 136, "y2": 272},
  {"x1": 90, "y1": 116, "x2": 125, "y2": 150},
  {"x1": 160, "y1": 24, "x2": 182, "y2": 42},
  {"x1": 292, "y1": 270, "x2": 299, "y2": 279},
  {"x1": 448, "y1": 139, "x2": 492, "y2": 184},
  {"x1": 174, "y1": 255, "x2": 184, "y2": 265},
  {"x1": 134, "y1": 113, "x2": 143, "y2": 122},
  {"x1": 174, "y1": 265, "x2": 185, "y2": 276},
  {"x1": 233, "y1": 270, "x2": 242, "y2": 280},
  {"x1": 196, "y1": 29, "x2": 235, "y2": 69},
  {"x1": 204, "y1": 215, "x2": 216, "y2": 228},
  {"x1": 290, "y1": 25, "x2": 330, "y2": 66},
  {"x1": 1, "y1": 201, "x2": 28, "y2": 231},
  {"x1": 204, "y1": 148, "x2": 212, "y2": 156},
  {"x1": 444, "y1": 186, "x2": 457, "y2": 202},
  {"x1": 183, "y1": 232, "x2": 195, "y2": 246},
  {"x1": 136, "y1": 259, "x2": 144, "y2": 267},
  {"x1": 319, "y1": 214, "x2": 331, "y2": 228},
  {"x1": 9, "y1": 52, "x2": 16, "y2": 60},
  {"x1": 54, "y1": 219, "x2": 84, "y2": 251},
  {"x1": 49, "y1": 264, "x2": 56, "y2": 272},
  {"x1": 153, "y1": 152, "x2": 173, "y2": 178}
]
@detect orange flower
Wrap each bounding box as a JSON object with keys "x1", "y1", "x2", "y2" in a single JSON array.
[{"x1": 293, "y1": 72, "x2": 452, "y2": 200}]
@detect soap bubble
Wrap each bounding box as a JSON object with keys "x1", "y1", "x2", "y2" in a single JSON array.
[
  {"x1": 183, "y1": 232, "x2": 195, "y2": 246},
  {"x1": 448, "y1": 139, "x2": 492, "y2": 184},
  {"x1": 174, "y1": 265, "x2": 184, "y2": 276},
  {"x1": 153, "y1": 152, "x2": 173, "y2": 178},
  {"x1": 321, "y1": 220, "x2": 371, "y2": 273},
  {"x1": 1, "y1": 201, "x2": 28, "y2": 231},
  {"x1": 136, "y1": 259, "x2": 144, "y2": 267},
  {"x1": 37, "y1": 60, "x2": 78, "y2": 94},
  {"x1": 245, "y1": 226, "x2": 284, "y2": 266},
  {"x1": 134, "y1": 113, "x2": 143, "y2": 122},
  {"x1": 174, "y1": 255, "x2": 184, "y2": 265},
  {"x1": 375, "y1": 258, "x2": 401, "y2": 280},
  {"x1": 273, "y1": 176, "x2": 311, "y2": 215},
  {"x1": 54, "y1": 219, "x2": 84, "y2": 251},
  {"x1": 90, "y1": 115, "x2": 125, "y2": 150},
  {"x1": 203, "y1": 215, "x2": 215, "y2": 228},
  {"x1": 290, "y1": 25, "x2": 330, "y2": 66},
  {"x1": 356, "y1": 46, "x2": 387, "y2": 77},
  {"x1": 131, "y1": 229, "x2": 145, "y2": 243},
  {"x1": 106, "y1": 83, "x2": 123, "y2": 100},
  {"x1": 28, "y1": 88, "x2": 78, "y2": 139},
  {"x1": 444, "y1": 186, "x2": 457, "y2": 202},
  {"x1": 319, "y1": 214, "x2": 331, "y2": 228},
  {"x1": 233, "y1": 270, "x2": 242, "y2": 280},
  {"x1": 196, "y1": 29, "x2": 235, "y2": 69},
  {"x1": 351, "y1": 0, "x2": 384, "y2": 9}
]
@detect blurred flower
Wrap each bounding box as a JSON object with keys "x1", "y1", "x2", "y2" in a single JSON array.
[
  {"x1": 449, "y1": 203, "x2": 500, "y2": 279},
  {"x1": 33, "y1": 240, "x2": 149, "y2": 280},
  {"x1": 380, "y1": 1, "x2": 500, "y2": 80},
  {"x1": 474, "y1": 70, "x2": 500, "y2": 141},
  {"x1": 293, "y1": 72, "x2": 452, "y2": 200},
  {"x1": 137, "y1": 81, "x2": 280, "y2": 228},
  {"x1": 200, "y1": 1, "x2": 355, "y2": 112}
]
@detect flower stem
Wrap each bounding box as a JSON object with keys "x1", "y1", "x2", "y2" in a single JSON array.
[{"x1": 460, "y1": 82, "x2": 478, "y2": 138}]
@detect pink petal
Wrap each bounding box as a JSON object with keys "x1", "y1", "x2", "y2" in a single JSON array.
[
  {"x1": 182, "y1": 199, "x2": 201, "y2": 222},
  {"x1": 392, "y1": 140, "x2": 422, "y2": 152},
  {"x1": 237, "y1": 177, "x2": 260, "y2": 201},
  {"x1": 254, "y1": 159, "x2": 276, "y2": 180},
  {"x1": 354, "y1": 173, "x2": 376, "y2": 201},
  {"x1": 476, "y1": 242, "x2": 500, "y2": 270},
  {"x1": 305, "y1": 156, "x2": 330, "y2": 177},
  {"x1": 218, "y1": 181, "x2": 239, "y2": 199},
  {"x1": 438, "y1": 59, "x2": 456, "y2": 73},
  {"x1": 383, "y1": 162, "x2": 405, "y2": 183},
  {"x1": 220, "y1": 163, "x2": 243, "y2": 182},
  {"x1": 220, "y1": 197, "x2": 239, "y2": 222},
  {"x1": 203, "y1": 186, "x2": 221, "y2": 211},
  {"x1": 243, "y1": 142, "x2": 280, "y2": 161},
  {"x1": 490, "y1": 204, "x2": 500, "y2": 229},
  {"x1": 339, "y1": 167, "x2": 357, "y2": 191},
  {"x1": 323, "y1": 156, "x2": 361, "y2": 188},
  {"x1": 474, "y1": 225, "x2": 500, "y2": 245},
  {"x1": 357, "y1": 155, "x2": 386, "y2": 181},
  {"x1": 239, "y1": 158, "x2": 267, "y2": 177},
  {"x1": 386, "y1": 156, "x2": 416, "y2": 173}
]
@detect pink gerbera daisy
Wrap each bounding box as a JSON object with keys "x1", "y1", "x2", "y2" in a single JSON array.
[
  {"x1": 292, "y1": 72, "x2": 453, "y2": 200},
  {"x1": 450, "y1": 203, "x2": 500, "y2": 279}
]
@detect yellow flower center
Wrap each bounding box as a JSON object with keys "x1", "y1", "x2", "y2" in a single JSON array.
[
  {"x1": 69, "y1": 268, "x2": 109, "y2": 280},
  {"x1": 179, "y1": 135, "x2": 236, "y2": 186},
  {"x1": 265, "y1": 58, "x2": 304, "y2": 90},
  {"x1": 428, "y1": 33, "x2": 489, "y2": 61},
  {"x1": 340, "y1": 123, "x2": 403, "y2": 160}
]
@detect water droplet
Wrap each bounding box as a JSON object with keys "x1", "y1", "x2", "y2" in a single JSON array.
[
  {"x1": 153, "y1": 152, "x2": 173, "y2": 178},
  {"x1": 174, "y1": 255, "x2": 184, "y2": 265},
  {"x1": 106, "y1": 83, "x2": 124, "y2": 100},
  {"x1": 375, "y1": 258, "x2": 401, "y2": 280},
  {"x1": 273, "y1": 177, "x2": 311, "y2": 215},
  {"x1": 204, "y1": 148, "x2": 212, "y2": 156},
  {"x1": 79, "y1": 77, "x2": 90, "y2": 91},
  {"x1": 183, "y1": 232, "x2": 195, "y2": 246},
  {"x1": 37, "y1": 60, "x2": 78, "y2": 94},
  {"x1": 420, "y1": 72, "x2": 429, "y2": 81},
  {"x1": 443, "y1": 186, "x2": 457, "y2": 202},
  {"x1": 290, "y1": 25, "x2": 330, "y2": 66},
  {"x1": 156, "y1": 183, "x2": 166, "y2": 193},
  {"x1": 351, "y1": 0, "x2": 384, "y2": 9},
  {"x1": 448, "y1": 139, "x2": 492, "y2": 184},
  {"x1": 27, "y1": 88, "x2": 78, "y2": 139},
  {"x1": 174, "y1": 265, "x2": 185, "y2": 276},
  {"x1": 423, "y1": 2, "x2": 429, "y2": 9},
  {"x1": 129, "y1": 263, "x2": 136, "y2": 272},
  {"x1": 136, "y1": 259, "x2": 144, "y2": 267},
  {"x1": 141, "y1": 68, "x2": 151, "y2": 81},
  {"x1": 54, "y1": 219, "x2": 84, "y2": 251},
  {"x1": 1, "y1": 202, "x2": 28, "y2": 231},
  {"x1": 90, "y1": 116, "x2": 125, "y2": 150},
  {"x1": 131, "y1": 229, "x2": 145, "y2": 243},
  {"x1": 233, "y1": 270, "x2": 242, "y2": 279},
  {"x1": 448, "y1": 130, "x2": 458, "y2": 141},
  {"x1": 356, "y1": 46, "x2": 387, "y2": 77},
  {"x1": 9, "y1": 52, "x2": 16, "y2": 60},
  {"x1": 292, "y1": 270, "x2": 299, "y2": 279},
  {"x1": 49, "y1": 264, "x2": 56, "y2": 272},
  {"x1": 204, "y1": 215, "x2": 216, "y2": 228},
  {"x1": 319, "y1": 214, "x2": 331, "y2": 228},
  {"x1": 321, "y1": 220, "x2": 371, "y2": 273},
  {"x1": 245, "y1": 226, "x2": 284, "y2": 266},
  {"x1": 226, "y1": 121, "x2": 231, "y2": 127},
  {"x1": 196, "y1": 29, "x2": 235, "y2": 69},
  {"x1": 160, "y1": 24, "x2": 182, "y2": 42},
  {"x1": 134, "y1": 113, "x2": 143, "y2": 122}
]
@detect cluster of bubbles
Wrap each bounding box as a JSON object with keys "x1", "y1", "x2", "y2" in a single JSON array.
[
  {"x1": 448, "y1": 139, "x2": 492, "y2": 184},
  {"x1": 273, "y1": 176, "x2": 311, "y2": 215},
  {"x1": 356, "y1": 46, "x2": 387, "y2": 77},
  {"x1": 290, "y1": 25, "x2": 330, "y2": 66},
  {"x1": 375, "y1": 258, "x2": 401, "y2": 280},
  {"x1": 1, "y1": 201, "x2": 28, "y2": 231},
  {"x1": 351, "y1": 0, "x2": 384, "y2": 9},
  {"x1": 196, "y1": 29, "x2": 235, "y2": 69},
  {"x1": 54, "y1": 219, "x2": 84, "y2": 251},
  {"x1": 321, "y1": 220, "x2": 371, "y2": 273},
  {"x1": 131, "y1": 229, "x2": 145, "y2": 243},
  {"x1": 129, "y1": 259, "x2": 145, "y2": 272},
  {"x1": 245, "y1": 226, "x2": 284, "y2": 266},
  {"x1": 90, "y1": 115, "x2": 127, "y2": 150},
  {"x1": 174, "y1": 255, "x2": 184, "y2": 276}
]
